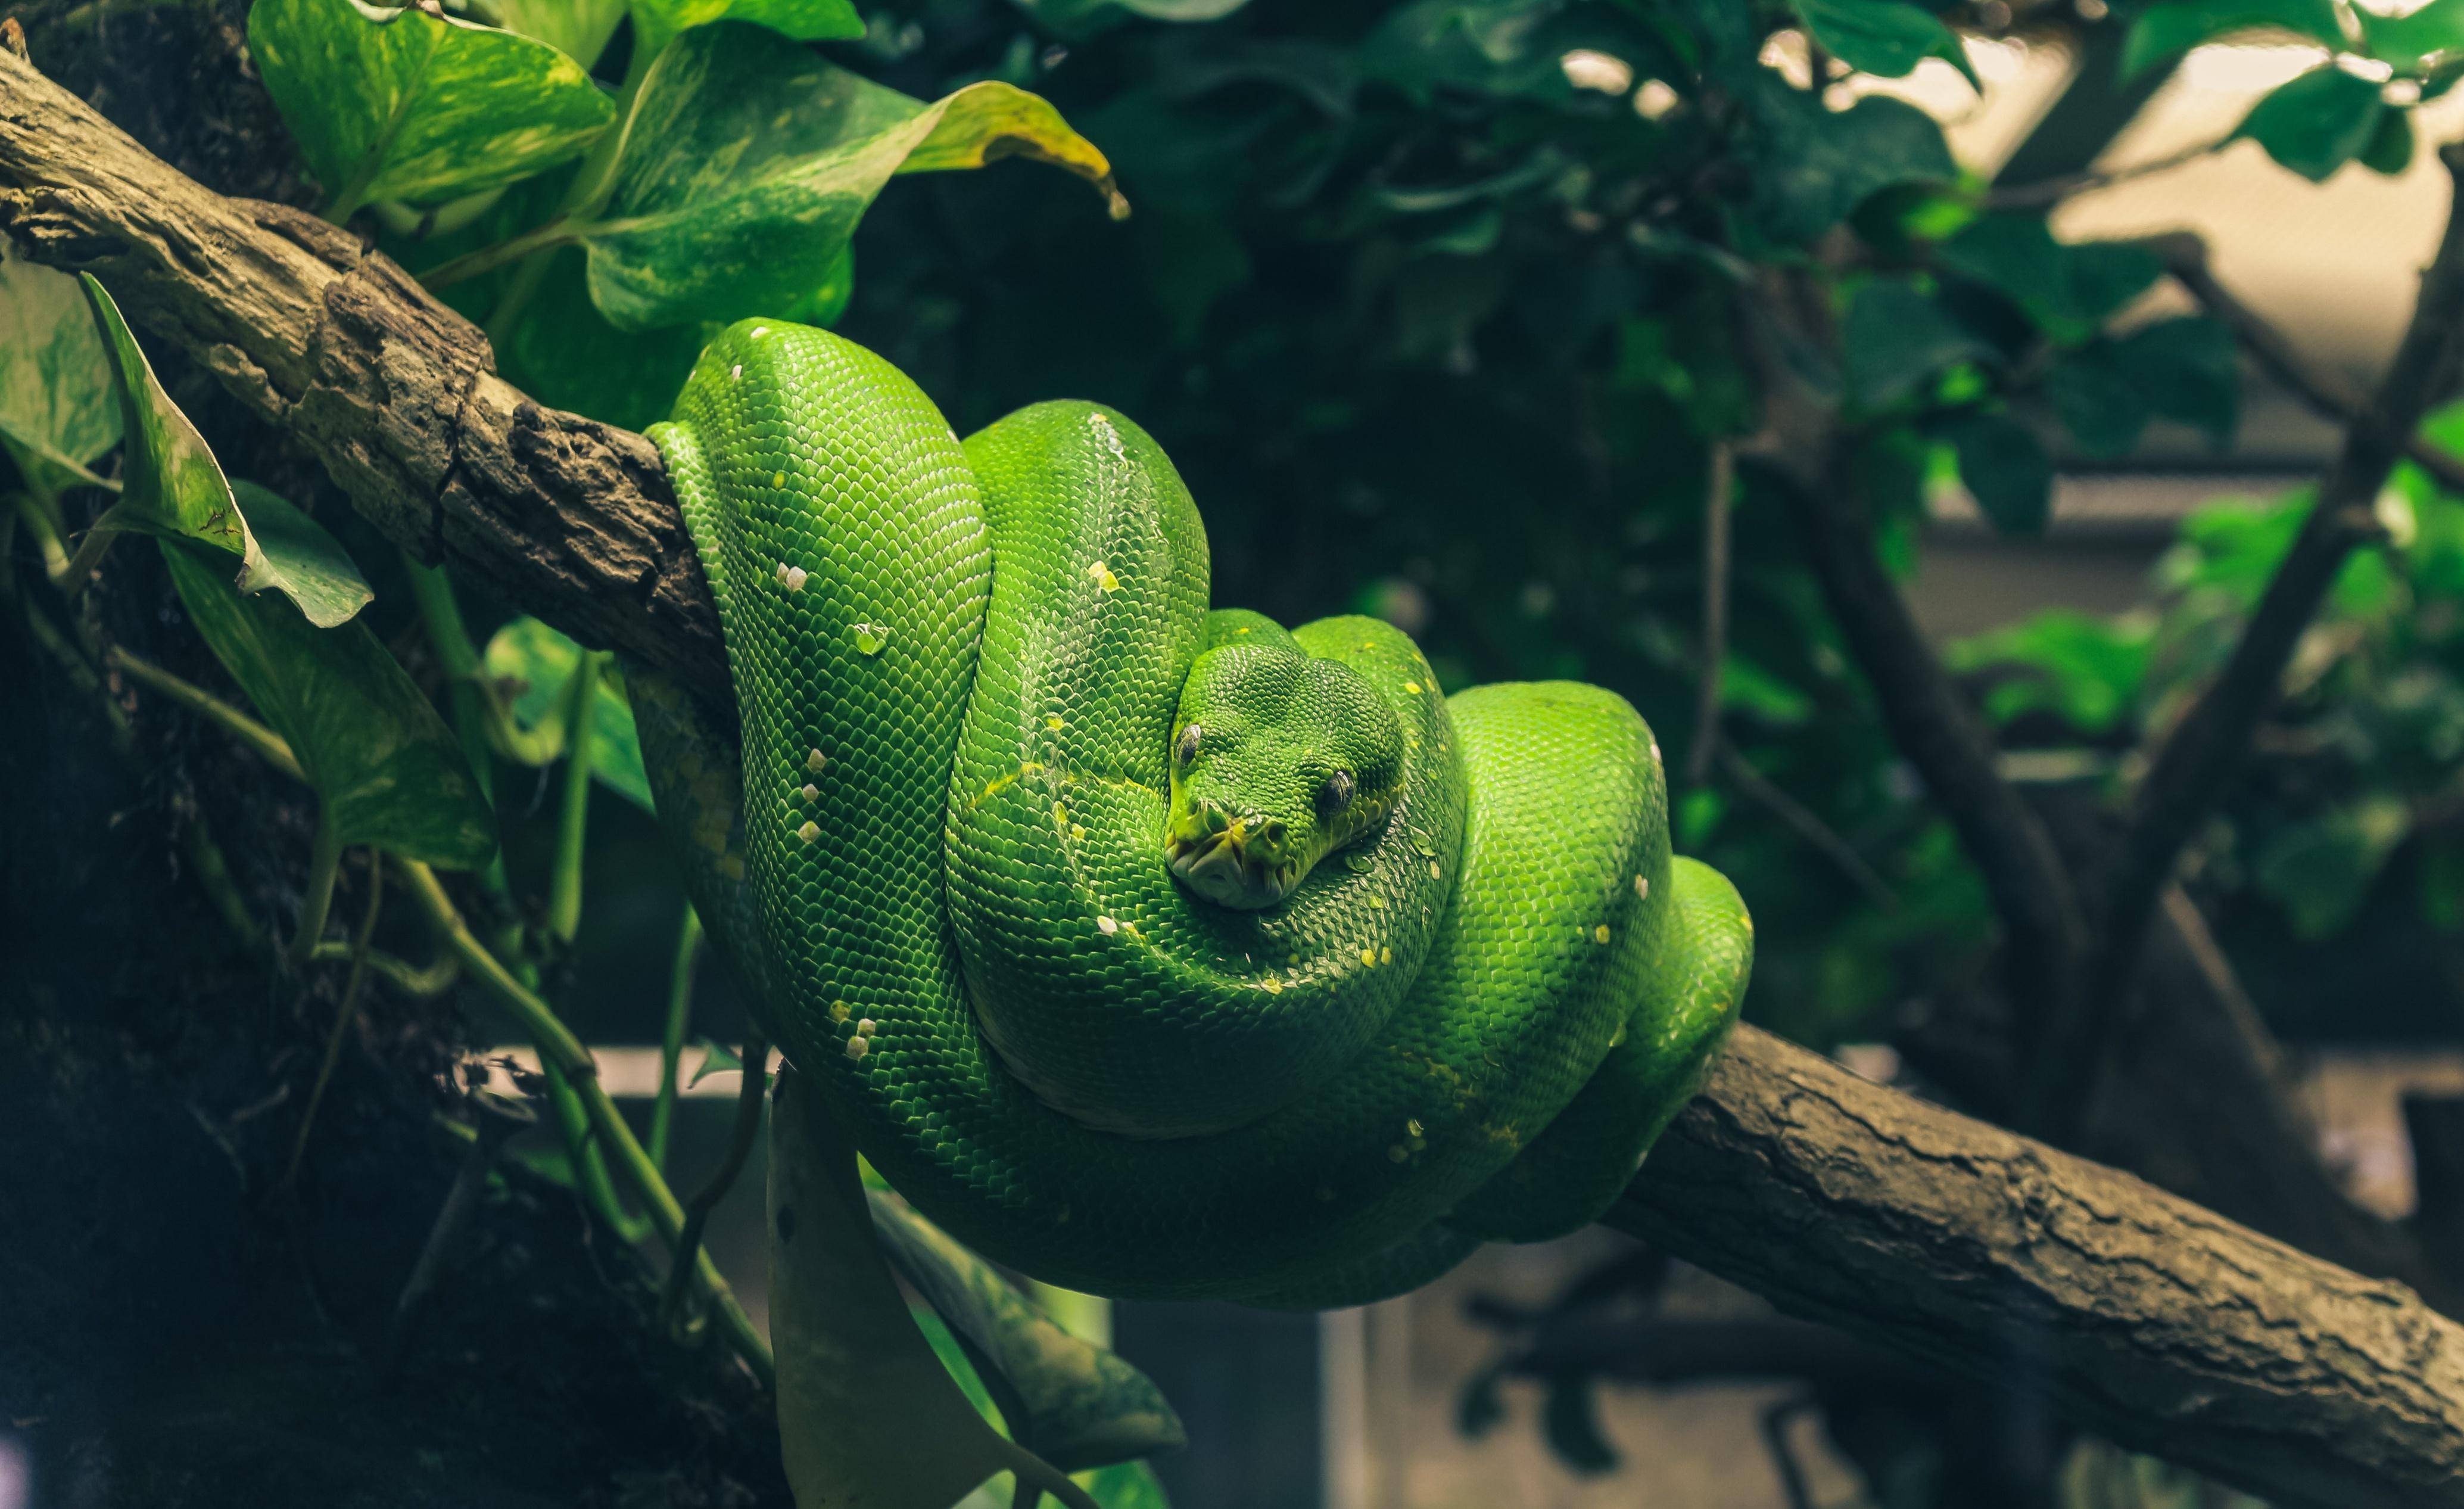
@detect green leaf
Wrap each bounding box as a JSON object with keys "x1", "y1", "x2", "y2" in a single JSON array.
[
  {"x1": 627, "y1": 0, "x2": 865, "y2": 58},
  {"x1": 1942, "y1": 411, "x2": 2052, "y2": 536},
  {"x1": 79, "y1": 276, "x2": 374, "y2": 627},
  {"x1": 0, "y1": 244, "x2": 120, "y2": 498},
  {"x1": 1078, "y1": 1461, "x2": 1172, "y2": 1508},
  {"x1": 1949, "y1": 608, "x2": 2152, "y2": 732},
  {"x1": 2255, "y1": 795, "x2": 2410, "y2": 939},
  {"x1": 2364, "y1": 0, "x2": 2464, "y2": 69},
  {"x1": 481, "y1": 615, "x2": 654, "y2": 808},
  {"x1": 2360, "y1": 104, "x2": 2416, "y2": 175},
  {"x1": 248, "y1": 0, "x2": 618, "y2": 216},
  {"x1": 496, "y1": 248, "x2": 715, "y2": 433},
  {"x1": 2044, "y1": 345, "x2": 2148, "y2": 458},
  {"x1": 2113, "y1": 316, "x2": 2241, "y2": 446},
  {"x1": 577, "y1": 22, "x2": 1123, "y2": 330},
  {"x1": 1936, "y1": 213, "x2": 2160, "y2": 343},
  {"x1": 160, "y1": 538, "x2": 497, "y2": 866},
  {"x1": 1358, "y1": 0, "x2": 1580, "y2": 103},
  {"x1": 229, "y1": 483, "x2": 381, "y2": 633},
  {"x1": 1015, "y1": 0, "x2": 1252, "y2": 39},
  {"x1": 1746, "y1": 83, "x2": 1958, "y2": 244},
  {"x1": 492, "y1": 0, "x2": 627, "y2": 65},
  {"x1": 1792, "y1": 0, "x2": 1978, "y2": 89},
  {"x1": 1841, "y1": 276, "x2": 1993, "y2": 410},
  {"x1": 686, "y1": 1034, "x2": 745, "y2": 1086},
  {"x1": 870, "y1": 1190, "x2": 1186, "y2": 1472},
  {"x1": 2234, "y1": 64, "x2": 2387, "y2": 182},
  {"x1": 2120, "y1": 0, "x2": 2345, "y2": 80},
  {"x1": 1541, "y1": 1376, "x2": 1616, "y2": 1473}
]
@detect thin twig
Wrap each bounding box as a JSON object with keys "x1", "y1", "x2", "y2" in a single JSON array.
[
  {"x1": 310, "y1": 938, "x2": 462, "y2": 997},
  {"x1": 2151, "y1": 231, "x2": 2464, "y2": 494},
  {"x1": 662, "y1": 1025, "x2": 768, "y2": 1333},
  {"x1": 108, "y1": 644, "x2": 307, "y2": 781},
  {"x1": 1983, "y1": 133, "x2": 2235, "y2": 210},
  {"x1": 1717, "y1": 742, "x2": 1901, "y2": 913},
  {"x1": 2062, "y1": 145, "x2": 2464, "y2": 1127},
  {"x1": 282, "y1": 848, "x2": 384, "y2": 1190},
  {"x1": 649, "y1": 903, "x2": 704, "y2": 1172},
  {"x1": 1686, "y1": 441, "x2": 1735, "y2": 789}
]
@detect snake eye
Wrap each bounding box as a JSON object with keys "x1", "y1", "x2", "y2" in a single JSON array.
[
  {"x1": 1176, "y1": 724, "x2": 1202, "y2": 765},
  {"x1": 1318, "y1": 770, "x2": 1356, "y2": 813}
]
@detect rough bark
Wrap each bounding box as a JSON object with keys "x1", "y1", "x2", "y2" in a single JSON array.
[
  {"x1": 10, "y1": 46, "x2": 2464, "y2": 1509},
  {"x1": 0, "y1": 46, "x2": 724, "y2": 692},
  {"x1": 1609, "y1": 1026, "x2": 2464, "y2": 1509}
]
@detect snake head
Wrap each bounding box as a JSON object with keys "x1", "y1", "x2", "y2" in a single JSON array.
[{"x1": 1164, "y1": 643, "x2": 1404, "y2": 910}]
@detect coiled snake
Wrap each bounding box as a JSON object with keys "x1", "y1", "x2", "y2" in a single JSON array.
[{"x1": 631, "y1": 321, "x2": 1753, "y2": 1311}]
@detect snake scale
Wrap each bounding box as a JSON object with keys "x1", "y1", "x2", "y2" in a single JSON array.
[{"x1": 629, "y1": 319, "x2": 1753, "y2": 1308}]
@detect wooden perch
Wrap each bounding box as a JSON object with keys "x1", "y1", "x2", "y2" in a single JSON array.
[{"x1": 10, "y1": 48, "x2": 2464, "y2": 1509}]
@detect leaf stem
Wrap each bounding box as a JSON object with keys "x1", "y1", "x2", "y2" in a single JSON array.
[
  {"x1": 107, "y1": 644, "x2": 307, "y2": 781},
  {"x1": 58, "y1": 519, "x2": 116, "y2": 596},
  {"x1": 542, "y1": 1054, "x2": 656, "y2": 1245},
  {"x1": 661, "y1": 1024, "x2": 767, "y2": 1331},
  {"x1": 649, "y1": 903, "x2": 705, "y2": 1171},
  {"x1": 393, "y1": 857, "x2": 774, "y2": 1384},
  {"x1": 284, "y1": 848, "x2": 384, "y2": 1189},
  {"x1": 311, "y1": 938, "x2": 462, "y2": 996},
  {"x1": 546, "y1": 649, "x2": 608, "y2": 944},
  {"x1": 8, "y1": 490, "x2": 70, "y2": 580},
  {"x1": 417, "y1": 218, "x2": 582, "y2": 292},
  {"x1": 291, "y1": 806, "x2": 345, "y2": 964}
]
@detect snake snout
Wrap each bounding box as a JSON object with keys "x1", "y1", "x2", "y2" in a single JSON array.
[{"x1": 1165, "y1": 798, "x2": 1300, "y2": 911}]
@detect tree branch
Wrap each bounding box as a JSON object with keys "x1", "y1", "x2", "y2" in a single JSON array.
[
  {"x1": 10, "y1": 50, "x2": 2464, "y2": 1508},
  {"x1": 1735, "y1": 279, "x2": 2089, "y2": 1124},
  {"x1": 2067, "y1": 147, "x2": 2464, "y2": 1119},
  {"x1": 0, "y1": 47, "x2": 724, "y2": 692},
  {"x1": 2149, "y1": 231, "x2": 2464, "y2": 496},
  {"x1": 1611, "y1": 1026, "x2": 2464, "y2": 1509}
]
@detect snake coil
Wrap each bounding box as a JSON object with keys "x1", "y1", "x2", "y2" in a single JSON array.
[{"x1": 633, "y1": 322, "x2": 1752, "y2": 1306}]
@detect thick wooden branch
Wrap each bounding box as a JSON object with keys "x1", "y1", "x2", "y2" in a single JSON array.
[
  {"x1": 1611, "y1": 1027, "x2": 2464, "y2": 1509},
  {"x1": 0, "y1": 46, "x2": 724, "y2": 692},
  {"x1": 11, "y1": 50, "x2": 2464, "y2": 1509}
]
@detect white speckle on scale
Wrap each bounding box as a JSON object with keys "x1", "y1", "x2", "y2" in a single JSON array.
[
  {"x1": 783, "y1": 565, "x2": 808, "y2": 592},
  {"x1": 856, "y1": 1018, "x2": 876, "y2": 1038},
  {"x1": 801, "y1": 784, "x2": 819, "y2": 802},
  {"x1": 729, "y1": 364, "x2": 742, "y2": 381},
  {"x1": 807, "y1": 749, "x2": 827, "y2": 773},
  {"x1": 796, "y1": 820, "x2": 821, "y2": 844},
  {"x1": 751, "y1": 326, "x2": 770, "y2": 338},
  {"x1": 1097, "y1": 915, "x2": 1119, "y2": 935},
  {"x1": 1635, "y1": 874, "x2": 1650, "y2": 899},
  {"x1": 1087, "y1": 560, "x2": 1121, "y2": 593},
  {"x1": 845, "y1": 1036, "x2": 869, "y2": 1060},
  {"x1": 1086, "y1": 410, "x2": 1127, "y2": 458},
  {"x1": 1649, "y1": 741, "x2": 1662, "y2": 763}
]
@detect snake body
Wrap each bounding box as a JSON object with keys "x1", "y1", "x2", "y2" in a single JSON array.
[{"x1": 633, "y1": 320, "x2": 1753, "y2": 1305}]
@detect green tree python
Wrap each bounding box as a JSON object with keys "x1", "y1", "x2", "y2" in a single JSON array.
[{"x1": 630, "y1": 319, "x2": 1753, "y2": 1311}]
